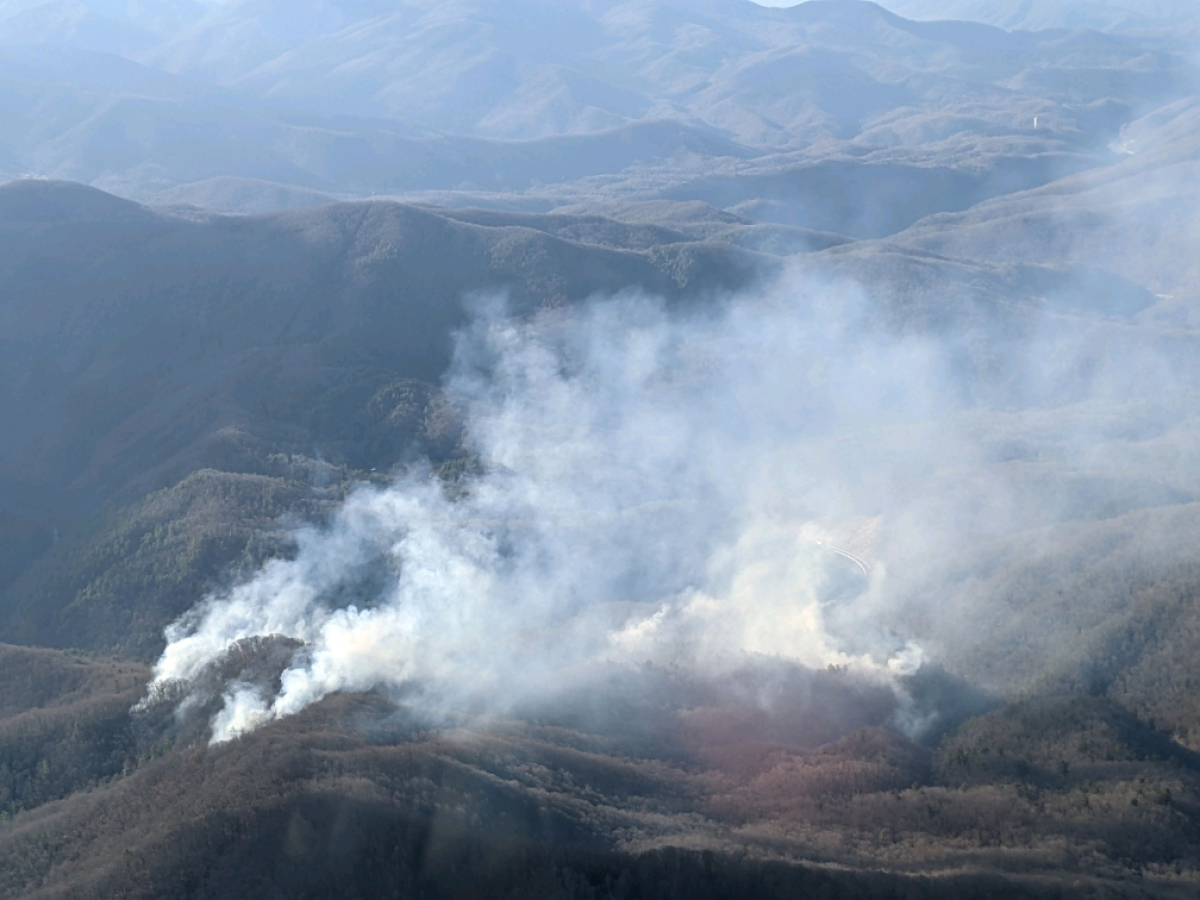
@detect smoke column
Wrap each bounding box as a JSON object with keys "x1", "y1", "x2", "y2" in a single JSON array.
[{"x1": 145, "y1": 272, "x2": 1052, "y2": 742}]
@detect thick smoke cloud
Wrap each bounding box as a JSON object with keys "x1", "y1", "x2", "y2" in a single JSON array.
[{"x1": 143, "y1": 266, "x2": 1189, "y2": 743}]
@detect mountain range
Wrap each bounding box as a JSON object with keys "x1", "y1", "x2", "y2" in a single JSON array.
[
  {"x1": 0, "y1": 0, "x2": 1193, "y2": 216},
  {"x1": 0, "y1": 1, "x2": 1199, "y2": 897}
]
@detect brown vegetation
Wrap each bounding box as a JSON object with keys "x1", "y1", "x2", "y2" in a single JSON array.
[{"x1": 0, "y1": 653, "x2": 1194, "y2": 898}]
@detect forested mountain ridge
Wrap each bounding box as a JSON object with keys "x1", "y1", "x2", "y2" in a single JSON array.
[
  {"x1": 0, "y1": 170, "x2": 1198, "y2": 896},
  {"x1": 0, "y1": 655, "x2": 1197, "y2": 898},
  {"x1": 0, "y1": 0, "x2": 1198, "y2": 896},
  {"x1": 0, "y1": 178, "x2": 768, "y2": 656}
]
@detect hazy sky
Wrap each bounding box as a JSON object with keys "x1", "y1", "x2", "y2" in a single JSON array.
[{"x1": 751, "y1": 0, "x2": 1200, "y2": 22}]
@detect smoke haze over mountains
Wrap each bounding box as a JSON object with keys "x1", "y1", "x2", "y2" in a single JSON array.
[
  {"x1": 0, "y1": 1, "x2": 1199, "y2": 897},
  {"x1": 148, "y1": 253, "x2": 1200, "y2": 749},
  {"x1": 150, "y1": 278, "x2": 941, "y2": 742}
]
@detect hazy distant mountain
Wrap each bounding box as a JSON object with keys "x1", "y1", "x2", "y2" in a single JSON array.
[
  {"x1": 877, "y1": 0, "x2": 1200, "y2": 32},
  {"x1": 0, "y1": 0, "x2": 1192, "y2": 215},
  {"x1": 894, "y1": 95, "x2": 1200, "y2": 305},
  {"x1": 126, "y1": 0, "x2": 1190, "y2": 141}
]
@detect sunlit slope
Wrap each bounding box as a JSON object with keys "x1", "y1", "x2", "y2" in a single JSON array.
[
  {"x1": 0, "y1": 676, "x2": 1194, "y2": 898},
  {"x1": 893, "y1": 97, "x2": 1200, "y2": 307}
]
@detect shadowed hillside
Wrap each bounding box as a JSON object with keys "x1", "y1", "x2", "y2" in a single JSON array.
[{"x1": 0, "y1": 180, "x2": 767, "y2": 656}]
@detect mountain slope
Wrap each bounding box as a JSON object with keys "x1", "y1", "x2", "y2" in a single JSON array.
[{"x1": 0, "y1": 179, "x2": 767, "y2": 655}]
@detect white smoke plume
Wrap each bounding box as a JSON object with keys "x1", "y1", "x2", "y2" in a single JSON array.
[{"x1": 147, "y1": 268, "x2": 1142, "y2": 743}]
